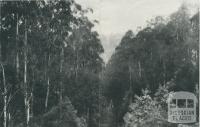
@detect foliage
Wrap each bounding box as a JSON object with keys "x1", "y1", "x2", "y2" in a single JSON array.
[
  {"x1": 123, "y1": 87, "x2": 176, "y2": 127},
  {"x1": 103, "y1": 4, "x2": 199, "y2": 126},
  {"x1": 0, "y1": 1, "x2": 198, "y2": 127},
  {"x1": 0, "y1": 0, "x2": 104, "y2": 127},
  {"x1": 41, "y1": 97, "x2": 87, "y2": 127}
]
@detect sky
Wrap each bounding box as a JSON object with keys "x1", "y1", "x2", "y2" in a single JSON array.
[{"x1": 75, "y1": 0, "x2": 199, "y2": 63}]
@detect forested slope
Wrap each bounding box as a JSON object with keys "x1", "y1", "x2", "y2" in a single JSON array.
[
  {"x1": 103, "y1": 5, "x2": 199, "y2": 127},
  {"x1": 0, "y1": 1, "x2": 198, "y2": 127},
  {"x1": 0, "y1": 1, "x2": 104, "y2": 127}
]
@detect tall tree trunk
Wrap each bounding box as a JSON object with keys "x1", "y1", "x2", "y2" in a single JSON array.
[
  {"x1": 59, "y1": 48, "x2": 64, "y2": 103},
  {"x1": 16, "y1": 14, "x2": 19, "y2": 77},
  {"x1": 0, "y1": 4, "x2": 7, "y2": 127},
  {"x1": 24, "y1": 19, "x2": 30, "y2": 127},
  {"x1": 138, "y1": 61, "x2": 141, "y2": 78},
  {"x1": 163, "y1": 60, "x2": 166, "y2": 85},
  {"x1": 1, "y1": 64, "x2": 7, "y2": 127},
  {"x1": 0, "y1": 1, "x2": 2, "y2": 62},
  {"x1": 87, "y1": 108, "x2": 91, "y2": 127},
  {"x1": 128, "y1": 65, "x2": 132, "y2": 103},
  {"x1": 45, "y1": 77, "x2": 50, "y2": 110},
  {"x1": 45, "y1": 54, "x2": 51, "y2": 111},
  {"x1": 75, "y1": 49, "x2": 79, "y2": 79},
  {"x1": 59, "y1": 47, "x2": 64, "y2": 121},
  {"x1": 30, "y1": 90, "x2": 33, "y2": 119},
  {"x1": 30, "y1": 70, "x2": 34, "y2": 119}
]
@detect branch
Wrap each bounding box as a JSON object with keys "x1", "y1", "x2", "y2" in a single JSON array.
[{"x1": 6, "y1": 88, "x2": 21, "y2": 107}]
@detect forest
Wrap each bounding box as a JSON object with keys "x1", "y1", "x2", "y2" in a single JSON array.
[{"x1": 0, "y1": 1, "x2": 199, "y2": 127}]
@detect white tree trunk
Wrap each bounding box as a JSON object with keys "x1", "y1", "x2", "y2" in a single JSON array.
[
  {"x1": 16, "y1": 14, "x2": 19, "y2": 76},
  {"x1": 24, "y1": 19, "x2": 30, "y2": 127},
  {"x1": 59, "y1": 48, "x2": 64, "y2": 103},
  {"x1": 45, "y1": 55, "x2": 50, "y2": 110},
  {"x1": 2, "y1": 64, "x2": 7, "y2": 127},
  {"x1": 25, "y1": 96, "x2": 30, "y2": 127},
  {"x1": 3, "y1": 90, "x2": 7, "y2": 127},
  {"x1": 45, "y1": 77, "x2": 50, "y2": 110},
  {"x1": 1, "y1": 5, "x2": 7, "y2": 126}
]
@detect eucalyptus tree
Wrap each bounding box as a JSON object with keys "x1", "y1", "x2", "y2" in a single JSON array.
[
  {"x1": 63, "y1": 13, "x2": 104, "y2": 127},
  {"x1": 104, "y1": 4, "x2": 198, "y2": 126}
]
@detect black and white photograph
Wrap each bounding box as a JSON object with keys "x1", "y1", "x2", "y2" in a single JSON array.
[{"x1": 0, "y1": 0, "x2": 199, "y2": 127}]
